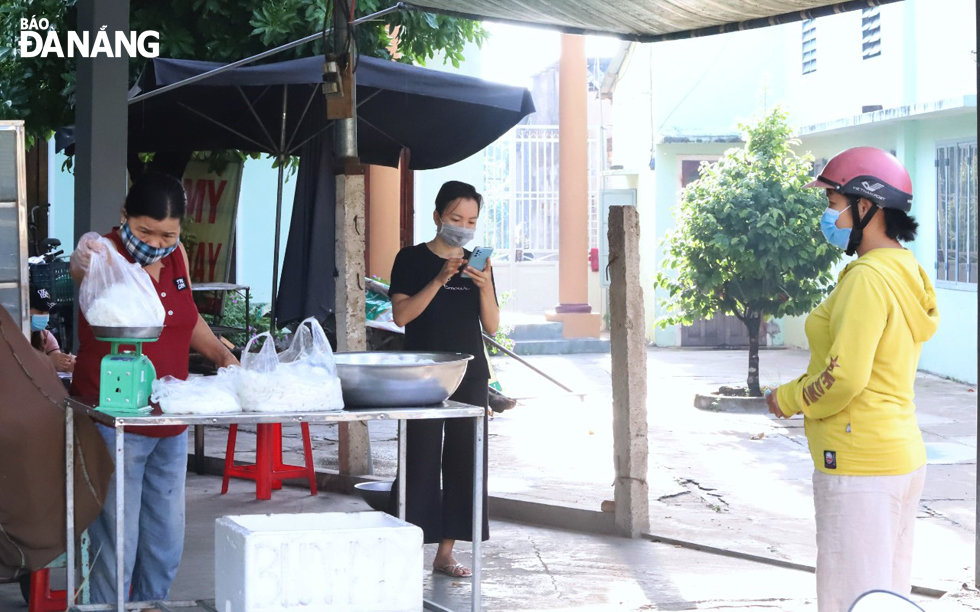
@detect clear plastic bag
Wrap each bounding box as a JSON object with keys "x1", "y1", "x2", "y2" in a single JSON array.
[
  {"x1": 237, "y1": 325, "x2": 345, "y2": 412},
  {"x1": 279, "y1": 317, "x2": 338, "y2": 374},
  {"x1": 240, "y1": 332, "x2": 280, "y2": 373},
  {"x1": 280, "y1": 317, "x2": 345, "y2": 411},
  {"x1": 78, "y1": 236, "x2": 165, "y2": 328},
  {"x1": 238, "y1": 333, "x2": 288, "y2": 411},
  {"x1": 151, "y1": 368, "x2": 242, "y2": 414}
]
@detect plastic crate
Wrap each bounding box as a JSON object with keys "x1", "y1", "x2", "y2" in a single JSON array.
[{"x1": 30, "y1": 261, "x2": 73, "y2": 304}]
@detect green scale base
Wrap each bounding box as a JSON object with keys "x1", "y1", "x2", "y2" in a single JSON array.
[{"x1": 96, "y1": 338, "x2": 158, "y2": 415}]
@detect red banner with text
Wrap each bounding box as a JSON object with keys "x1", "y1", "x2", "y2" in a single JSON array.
[{"x1": 180, "y1": 160, "x2": 243, "y2": 285}]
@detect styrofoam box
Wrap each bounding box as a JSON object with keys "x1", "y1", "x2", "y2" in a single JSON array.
[{"x1": 215, "y1": 512, "x2": 423, "y2": 612}]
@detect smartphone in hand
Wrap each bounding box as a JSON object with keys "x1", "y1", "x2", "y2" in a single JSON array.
[{"x1": 461, "y1": 246, "x2": 494, "y2": 279}]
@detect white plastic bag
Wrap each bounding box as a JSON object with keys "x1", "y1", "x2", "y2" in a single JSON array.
[
  {"x1": 237, "y1": 320, "x2": 345, "y2": 413},
  {"x1": 151, "y1": 369, "x2": 242, "y2": 414},
  {"x1": 78, "y1": 236, "x2": 165, "y2": 328},
  {"x1": 279, "y1": 317, "x2": 344, "y2": 411},
  {"x1": 238, "y1": 333, "x2": 288, "y2": 411},
  {"x1": 240, "y1": 332, "x2": 280, "y2": 373},
  {"x1": 279, "y1": 317, "x2": 337, "y2": 372}
]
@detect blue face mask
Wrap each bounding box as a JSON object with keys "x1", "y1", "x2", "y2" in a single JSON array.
[
  {"x1": 820, "y1": 207, "x2": 852, "y2": 251},
  {"x1": 31, "y1": 314, "x2": 49, "y2": 332}
]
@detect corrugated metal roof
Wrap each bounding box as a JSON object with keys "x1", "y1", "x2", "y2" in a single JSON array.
[{"x1": 403, "y1": 0, "x2": 903, "y2": 42}]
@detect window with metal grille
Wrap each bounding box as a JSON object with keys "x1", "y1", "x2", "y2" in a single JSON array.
[
  {"x1": 862, "y1": 7, "x2": 882, "y2": 59},
  {"x1": 802, "y1": 19, "x2": 817, "y2": 74},
  {"x1": 482, "y1": 126, "x2": 603, "y2": 262},
  {"x1": 936, "y1": 140, "x2": 978, "y2": 286}
]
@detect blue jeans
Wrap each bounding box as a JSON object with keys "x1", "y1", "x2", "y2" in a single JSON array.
[{"x1": 88, "y1": 425, "x2": 187, "y2": 604}]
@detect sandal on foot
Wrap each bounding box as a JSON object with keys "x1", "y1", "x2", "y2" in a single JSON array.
[{"x1": 433, "y1": 563, "x2": 472, "y2": 578}]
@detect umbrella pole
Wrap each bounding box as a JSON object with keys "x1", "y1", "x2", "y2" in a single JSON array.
[{"x1": 270, "y1": 85, "x2": 288, "y2": 331}]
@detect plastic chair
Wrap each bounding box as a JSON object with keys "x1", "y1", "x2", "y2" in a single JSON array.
[
  {"x1": 221, "y1": 423, "x2": 317, "y2": 500},
  {"x1": 26, "y1": 531, "x2": 91, "y2": 611},
  {"x1": 28, "y1": 569, "x2": 66, "y2": 612}
]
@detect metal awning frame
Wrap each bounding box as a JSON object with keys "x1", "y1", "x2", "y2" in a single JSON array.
[{"x1": 401, "y1": 0, "x2": 904, "y2": 43}]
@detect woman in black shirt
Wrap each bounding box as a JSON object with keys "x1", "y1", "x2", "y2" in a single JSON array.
[{"x1": 388, "y1": 180, "x2": 499, "y2": 578}]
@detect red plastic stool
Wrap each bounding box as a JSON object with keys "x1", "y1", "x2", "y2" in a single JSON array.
[
  {"x1": 221, "y1": 423, "x2": 317, "y2": 500},
  {"x1": 29, "y1": 569, "x2": 66, "y2": 612}
]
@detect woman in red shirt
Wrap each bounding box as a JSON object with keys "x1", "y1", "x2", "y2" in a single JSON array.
[{"x1": 69, "y1": 171, "x2": 238, "y2": 605}]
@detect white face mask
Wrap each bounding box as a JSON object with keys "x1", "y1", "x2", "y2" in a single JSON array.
[{"x1": 438, "y1": 222, "x2": 475, "y2": 248}]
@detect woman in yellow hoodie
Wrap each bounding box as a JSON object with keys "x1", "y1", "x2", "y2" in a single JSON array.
[{"x1": 767, "y1": 147, "x2": 939, "y2": 612}]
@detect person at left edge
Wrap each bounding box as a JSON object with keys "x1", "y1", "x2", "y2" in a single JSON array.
[
  {"x1": 69, "y1": 171, "x2": 240, "y2": 605},
  {"x1": 28, "y1": 284, "x2": 74, "y2": 373}
]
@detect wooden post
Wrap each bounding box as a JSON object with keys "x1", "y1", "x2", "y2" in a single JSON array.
[
  {"x1": 608, "y1": 205, "x2": 650, "y2": 537},
  {"x1": 399, "y1": 149, "x2": 414, "y2": 250},
  {"x1": 336, "y1": 172, "x2": 373, "y2": 475}
]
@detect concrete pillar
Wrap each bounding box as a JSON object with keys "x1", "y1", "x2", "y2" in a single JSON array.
[
  {"x1": 367, "y1": 164, "x2": 402, "y2": 281},
  {"x1": 546, "y1": 34, "x2": 600, "y2": 338},
  {"x1": 335, "y1": 173, "x2": 373, "y2": 475},
  {"x1": 74, "y1": 0, "x2": 130, "y2": 244},
  {"x1": 608, "y1": 205, "x2": 650, "y2": 538}
]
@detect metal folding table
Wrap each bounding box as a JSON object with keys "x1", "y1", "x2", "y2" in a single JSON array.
[{"x1": 64, "y1": 397, "x2": 486, "y2": 612}]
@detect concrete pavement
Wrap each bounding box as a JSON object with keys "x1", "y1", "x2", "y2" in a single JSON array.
[
  {"x1": 2, "y1": 347, "x2": 977, "y2": 610},
  {"x1": 486, "y1": 347, "x2": 979, "y2": 605},
  {"x1": 180, "y1": 347, "x2": 980, "y2": 605},
  {"x1": 1, "y1": 474, "x2": 827, "y2": 611}
]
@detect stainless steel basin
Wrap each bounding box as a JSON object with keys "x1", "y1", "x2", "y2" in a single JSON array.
[
  {"x1": 91, "y1": 326, "x2": 163, "y2": 341},
  {"x1": 334, "y1": 352, "x2": 473, "y2": 407}
]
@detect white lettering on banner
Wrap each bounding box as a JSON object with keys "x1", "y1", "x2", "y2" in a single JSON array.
[{"x1": 18, "y1": 19, "x2": 160, "y2": 58}]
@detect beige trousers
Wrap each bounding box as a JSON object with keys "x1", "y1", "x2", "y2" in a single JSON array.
[
  {"x1": 812, "y1": 465, "x2": 926, "y2": 612},
  {"x1": 813, "y1": 466, "x2": 926, "y2": 612}
]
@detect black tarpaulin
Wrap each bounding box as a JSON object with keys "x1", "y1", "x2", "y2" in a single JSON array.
[{"x1": 276, "y1": 134, "x2": 337, "y2": 328}]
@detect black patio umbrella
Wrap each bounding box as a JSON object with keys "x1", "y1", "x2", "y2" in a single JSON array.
[
  {"x1": 58, "y1": 54, "x2": 535, "y2": 328},
  {"x1": 61, "y1": 54, "x2": 535, "y2": 170}
]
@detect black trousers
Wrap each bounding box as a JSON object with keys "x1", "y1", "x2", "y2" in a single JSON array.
[{"x1": 388, "y1": 377, "x2": 490, "y2": 544}]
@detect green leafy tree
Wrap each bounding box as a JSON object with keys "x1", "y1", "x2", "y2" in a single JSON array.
[
  {"x1": 654, "y1": 108, "x2": 841, "y2": 396},
  {"x1": 0, "y1": 0, "x2": 488, "y2": 147}
]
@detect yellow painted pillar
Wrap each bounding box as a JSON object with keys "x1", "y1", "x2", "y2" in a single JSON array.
[
  {"x1": 367, "y1": 164, "x2": 402, "y2": 281},
  {"x1": 546, "y1": 34, "x2": 601, "y2": 338}
]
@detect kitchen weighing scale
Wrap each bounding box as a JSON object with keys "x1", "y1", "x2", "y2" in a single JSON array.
[{"x1": 92, "y1": 326, "x2": 163, "y2": 414}]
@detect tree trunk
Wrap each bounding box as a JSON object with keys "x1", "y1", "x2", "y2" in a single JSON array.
[{"x1": 746, "y1": 312, "x2": 762, "y2": 397}]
